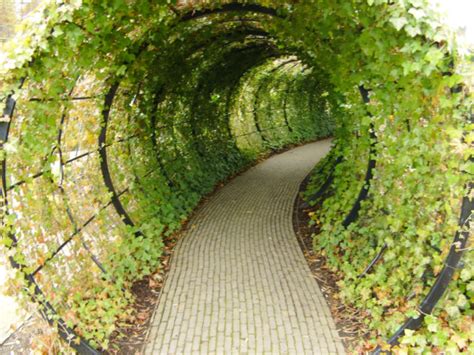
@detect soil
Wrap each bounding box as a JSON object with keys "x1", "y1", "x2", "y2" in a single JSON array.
[{"x1": 293, "y1": 174, "x2": 370, "y2": 353}]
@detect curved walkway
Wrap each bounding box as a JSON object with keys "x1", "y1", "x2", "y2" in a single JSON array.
[{"x1": 145, "y1": 139, "x2": 344, "y2": 354}]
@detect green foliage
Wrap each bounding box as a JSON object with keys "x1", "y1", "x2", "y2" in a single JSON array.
[
  {"x1": 0, "y1": 0, "x2": 332, "y2": 349},
  {"x1": 299, "y1": 0, "x2": 473, "y2": 351},
  {"x1": 0, "y1": 0, "x2": 471, "y2": 351}
]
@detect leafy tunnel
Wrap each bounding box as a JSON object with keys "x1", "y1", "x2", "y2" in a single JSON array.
[{"x1": 0, "y1": 1, "x2": 472, "y2": 353}]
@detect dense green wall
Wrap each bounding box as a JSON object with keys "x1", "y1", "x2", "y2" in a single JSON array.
[{"x1": 0, "y1": 0, "x2": 471, "y2": 352}]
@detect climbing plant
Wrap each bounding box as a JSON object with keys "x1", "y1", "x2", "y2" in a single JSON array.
[
  {"x1": 0, "y1": 0, "x2": 471, "y2": 352},
  {"x1": 0, "y1": 0, "x2": 330, "y2": 351},
  {"x1": 296, "y1": 0, "x2": 473, "y2": 352}
]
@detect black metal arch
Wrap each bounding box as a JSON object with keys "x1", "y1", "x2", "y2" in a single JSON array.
[
  {"x1": 1, "y1": 92, "x2": 100, "y2": 354},
  {"x1": 301, "y1": 86, "x2": 375, "y2": 212},
  {"x1": 252, "y1": 59, "x2": 300, "y2": 144},
  {"x1": 84, "y1": 1, "x2": 287, "y2": 256},
  {"x1": 0, "y1": 3, "x2": 364, "y2": 354},
  {"x1": 98, "y1": 82, "x2": 144, "y2": 236},
  {"x1": 149, "y1": 89, "x2": 176, "y2": 189},
  {"x1": 281, "y1": 70, "x2": 305, "y2": 134},
  {"x1": 1, "y1": 2, "x2": 470, "y2": 354},
  {"x1": 371, "y1": 179, "x2": 473, "y2": 354},
  {"x1": 341, "y1": 86, "x2": 377, "y2": 228},
  {"x1": 222, "y1": 54, "x2": 281, "y2": 142},
  {"x1": 185, "y1": 41, "x2": 280, "y2": 156},
  {"x1": 179, "y1": 3, "x2": 282, "y2": 22},
  {"x1": 145, "y1": 24, "x2": 276, "y2": 191}
]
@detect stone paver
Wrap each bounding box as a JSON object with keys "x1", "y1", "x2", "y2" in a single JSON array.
[{"x1": 145, "y1": 139, "x2": 345, "y2": 354}]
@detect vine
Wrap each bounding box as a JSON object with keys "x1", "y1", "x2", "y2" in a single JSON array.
[{"x1": 0, "y1": 0, "x2": 472, "y2": 352}]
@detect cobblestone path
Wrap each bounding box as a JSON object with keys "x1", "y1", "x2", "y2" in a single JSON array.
[{"x1": 145, "y1": 139, "x2": 344, "y2": 354}]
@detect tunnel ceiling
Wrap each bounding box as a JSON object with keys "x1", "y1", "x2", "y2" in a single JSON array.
[{"x1": 0, "y1": 0, "x2": 472, "y2": 353}]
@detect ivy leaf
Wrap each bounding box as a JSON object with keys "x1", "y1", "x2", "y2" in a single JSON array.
[
  {"x1": 52, "y1": 26, "x2": 64, "y2": 37},
  {"x1": 467, "y1": 282, "x2": 474, "y2": 293},
  {"x1": 405, "y1": 24, "x2": 421, "y2": 37},
  {"x1": 446, "y1": 305, "x2": 460, "y2": 318},
  {"x1": 424, "y1": 47, "x2": 444, "y2": 67},
  {"x1": 390, "y1": 17, "x2": 408, "y2": 31},
  {"x1": 116, "y1": 65, "x2": 127, "y2": 76},
  {"x1": 408, "y1": 8, "x2": 426, "y2": 20},
  {"x1": 461, "y1": 161, "x2": 474, "y2": 175}
]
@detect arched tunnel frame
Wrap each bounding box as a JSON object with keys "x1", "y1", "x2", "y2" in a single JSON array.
[{"x1": 0, "y1": 3, "x2": 471, "y2": 354}]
